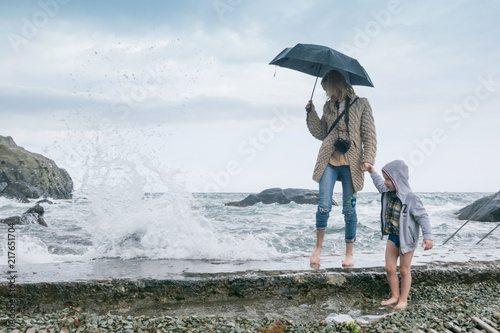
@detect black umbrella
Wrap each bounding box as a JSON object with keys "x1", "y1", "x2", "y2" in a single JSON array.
[{"x1": 269, "y1": 43, "x2": 374, "y2": 103}]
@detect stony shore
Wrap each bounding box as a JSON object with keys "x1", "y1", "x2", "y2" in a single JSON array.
[
  {"x1": 0, "y1": 279, "x2": 499, "y2": 332},
  {"x1": 1, "y1": 260, "x2": 499, "y2": 332}
]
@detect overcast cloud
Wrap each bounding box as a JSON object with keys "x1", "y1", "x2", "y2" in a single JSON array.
[{"x1": 1, "y1": 0, "x2": 499, "y2": 193}]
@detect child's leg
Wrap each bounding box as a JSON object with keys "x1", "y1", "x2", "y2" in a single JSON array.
[
  {"x1": 394, "y1": 249, "x2": 415, "y2": 310},
  {"x1": 381, "y1": 239, "x2": 400, "y2": 306}
]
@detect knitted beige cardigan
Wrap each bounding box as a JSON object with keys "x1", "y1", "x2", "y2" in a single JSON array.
[{"x1": 307, "y1": 96, "x2": 377, "y2": 192}]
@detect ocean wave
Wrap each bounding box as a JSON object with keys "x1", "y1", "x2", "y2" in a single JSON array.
[{"x1": 1, "y1": 192, "x2": 497, "y2": 263}]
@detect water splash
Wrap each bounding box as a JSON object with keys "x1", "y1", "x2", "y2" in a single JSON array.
[{"x1": 48, "y1": 117, "x2": 279, "y2": 261}]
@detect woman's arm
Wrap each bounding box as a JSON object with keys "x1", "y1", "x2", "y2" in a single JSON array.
[{"x1": 306, "y1": 100, "x2": 328, "y2": 140}]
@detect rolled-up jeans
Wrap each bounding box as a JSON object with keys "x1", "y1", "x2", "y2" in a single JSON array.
[{"x1": 316, "y1": 164, "x2": 358, "y2": 243}]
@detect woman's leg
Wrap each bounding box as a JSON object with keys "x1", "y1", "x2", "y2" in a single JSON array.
[
  {"x1": 310, "y1": 230, "x2": 325, "y2": 265},
  {"x1": 381, "y1": 237, "x2": 400, "y2": 306},
  {"x1": 395, "y1": 249, "x2": 415, "y2": 310},
  {"x1": 311, "y1": 164, "x2": 338, "y2": 264},
  {"x1": 339, "y1": 166, "x2": 357, "y2": 266}
]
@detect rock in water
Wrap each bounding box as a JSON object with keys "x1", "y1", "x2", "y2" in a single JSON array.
[
  {"x1": 258, "y1": 188, "x2": 291, "y2": 204},
  {"x1": 226, "y1": 194, "x2": 261, "y2": 207},
  {"x1": 457, "y1": 191, "x2": 500, "y2": 222},
  {"x1": 0, "y1": 135, "x2": 73, "y2": 200},
  {"x1": 283, "y1": 188, "x2": 321, "y2": 205},
  {"x1": 225, "y1": 187, "x2": 338, "y2": 207},
  {"x1": 24, "y1": 203, "x2": 45, "y2": 216},
  {"x1": 0, "y1": 203, "x2": 48, "y2": 227},
  {"x1": 0, "y1": 213, "x2": 48, "y2": 227}
]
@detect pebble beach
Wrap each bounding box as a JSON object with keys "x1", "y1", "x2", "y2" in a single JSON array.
[{"x1": 1, "y1": 281, "x2": 499, "y2": 332}]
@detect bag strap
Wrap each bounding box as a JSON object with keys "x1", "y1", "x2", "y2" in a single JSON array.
[
  {"x1": 326, "y1": 109, "x2": 347, "y2": 136},
  {"x1": 327, "y1": 97, "x2": 359, "y2": 136}
]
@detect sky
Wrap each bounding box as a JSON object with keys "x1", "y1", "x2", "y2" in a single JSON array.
[{"x1": 0, "y1": 0, "x2": 499, "y2": 194}]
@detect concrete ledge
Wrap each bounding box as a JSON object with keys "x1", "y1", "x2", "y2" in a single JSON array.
[{"x1": 2, "y1": 260, "x2": 498, "y2": 316}]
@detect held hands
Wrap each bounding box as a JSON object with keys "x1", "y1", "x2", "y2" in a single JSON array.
[
  {"x1": 305, "y1": 100, "x2": 315, "y2": 113},
  {"x1": 422, "y1": 239, "x2": 434, "y2": 251},
  {"x1": 362, "y1": 163, "x2": 375, "y2": 174}
]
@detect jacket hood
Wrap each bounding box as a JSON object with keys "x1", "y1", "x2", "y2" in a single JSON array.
[{"x1": 382, "y1": 160, "x2": 411, "y2": 201}]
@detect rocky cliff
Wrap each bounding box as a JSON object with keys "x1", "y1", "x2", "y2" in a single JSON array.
[{"x1": 0, "y1": 135, "x2": 73, "y2": 201}]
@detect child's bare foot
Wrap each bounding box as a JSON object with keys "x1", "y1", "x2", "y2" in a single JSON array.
[
  {"x1": 380, "y1": 297, "x2": 399, "y2": 306},
  {"x1": 342, "y1": 254, "x2": 354, "y2": 267},
  {"x1": 393, "y1": 301, "x2": 408, "y2": 311},
  {"x1": 310, "y1": 247, "x2": 321, "y2": 264}
]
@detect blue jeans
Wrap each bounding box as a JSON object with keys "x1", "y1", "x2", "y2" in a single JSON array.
[{"x1": 316, "y1": 164, "x2": 358, "y2": 242}]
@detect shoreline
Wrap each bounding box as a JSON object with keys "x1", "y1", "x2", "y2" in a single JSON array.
[
  {"x1": 0, "y1": 260, "x2": 500, "y2": 333},
  {"x1": 9, "y1": 244, "x2": 500, "y2": 284},
  {"x1": 4, "y1": 260, "x2": 500, "y2": 311},
  {"x1": 1, "y1": 259, "x2": 499, "y2": 332},
  {"x1": 1, "y1": 248, "x2": 499, "y2": 332}
]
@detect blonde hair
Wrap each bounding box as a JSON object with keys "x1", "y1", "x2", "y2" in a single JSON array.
[{"x1": 321, "y1": 70, "x2": 356, "y2": 101}]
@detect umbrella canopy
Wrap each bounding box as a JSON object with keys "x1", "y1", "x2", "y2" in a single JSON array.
[{"x1": 269, "y1": 43, "x2": 374, "y2": 88}]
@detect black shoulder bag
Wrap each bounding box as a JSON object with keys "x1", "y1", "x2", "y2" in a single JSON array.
[{"x1": 327, "y1": 97, "x2": 359, "y2": 154}]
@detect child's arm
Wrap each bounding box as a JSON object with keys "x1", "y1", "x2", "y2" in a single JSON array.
[
  {"x1": 366, "y1": 164, "x2": 376, "y2": 174},
  {"x1": 370, "y1": 171, "x2": 389, "y2": 194},
  {"x1": 422, "y1": 239, "x2": 433, "y2": 251},
  {"x1": 411, "y1": 196, "x2": 433, "y2": 250}
]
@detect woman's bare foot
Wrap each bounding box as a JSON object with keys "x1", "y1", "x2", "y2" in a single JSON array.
[
  {"x1": 380, "y1": 297, "x2": 399, "y2": 306},
  {"x1": 310, "y1": 247, "x2": 322, "y2": 264},
  {"x1": 393, "y1": 301, "x2": 408, "y2": 310},
  {"x1": 342, "y1": 254, "x2": 354, "y2": 267},
  {"x1": 310, "y1": 262, "x2": 321, "y2": 270}
]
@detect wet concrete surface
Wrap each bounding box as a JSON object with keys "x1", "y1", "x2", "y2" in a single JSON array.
[
  {"x1": 8, "y1": 245, "x2": 500, "y2": 284},
  {"x1": 1, "y1": 247, "x2": 498, "y2": 322}
]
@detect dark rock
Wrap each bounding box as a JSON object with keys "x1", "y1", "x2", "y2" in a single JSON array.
[
  {"x1": 0, "y1": 135, "x2": 73, "y2": 200},
  {"x1": 283, "y1": 188, "x2": 321, "y2": 205},
  {"x1": 0, "y1": 212, "x2": 48, "y2": 227},
  {"x1": 36, "y1": 198, "x2": 54, "y2": 205},
  {"x1": 259, "y1": 188, "x2": 291, "y2": 204},
  {"x1": 37, "y1": 216, "x2": 49, "y2": 227},
  {"x1": 225, "y1": 187, "x2": 338, "y2": 207},
  {"x1": 24, "y1": 203, "x2": 45, "y2": 216},
  {"x1": 457, "y1": 191, "x2": 500, "y2": 222},
  {"x1": 225, "y1": 194, "x2": 260, "y2": 207},
  {"x1": 1, "y1": 180, "x2": 44, "y2": 202},
  {"x1": 0, "y1": 203, "x2": 48, "y2": 227}
]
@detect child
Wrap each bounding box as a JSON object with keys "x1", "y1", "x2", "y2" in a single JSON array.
[{"x1": 367, "y1": 160, "x2": 433, "y2": 310}]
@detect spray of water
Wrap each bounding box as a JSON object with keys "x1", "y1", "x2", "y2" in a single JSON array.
[{"x1": 43, "y1": 110, "x2": 280, "y2": 262}]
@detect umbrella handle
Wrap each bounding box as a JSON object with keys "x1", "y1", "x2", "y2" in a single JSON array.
[{"x1": 306, "y1": 76, "x2": 319, "y2": 112}]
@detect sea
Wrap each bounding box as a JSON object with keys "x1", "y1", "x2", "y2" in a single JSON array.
[{"x1": 0, "y1": 190, "x2": 498, "y2": 269}]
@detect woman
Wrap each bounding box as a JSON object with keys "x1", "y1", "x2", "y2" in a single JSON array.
[{"x1": 306, "y1": 70, "x2": 377, "y2": 267}]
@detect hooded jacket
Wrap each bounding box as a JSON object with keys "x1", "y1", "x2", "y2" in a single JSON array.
[{"x1": 371, "y1": 160, "x2": 433, "y2": 255}]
